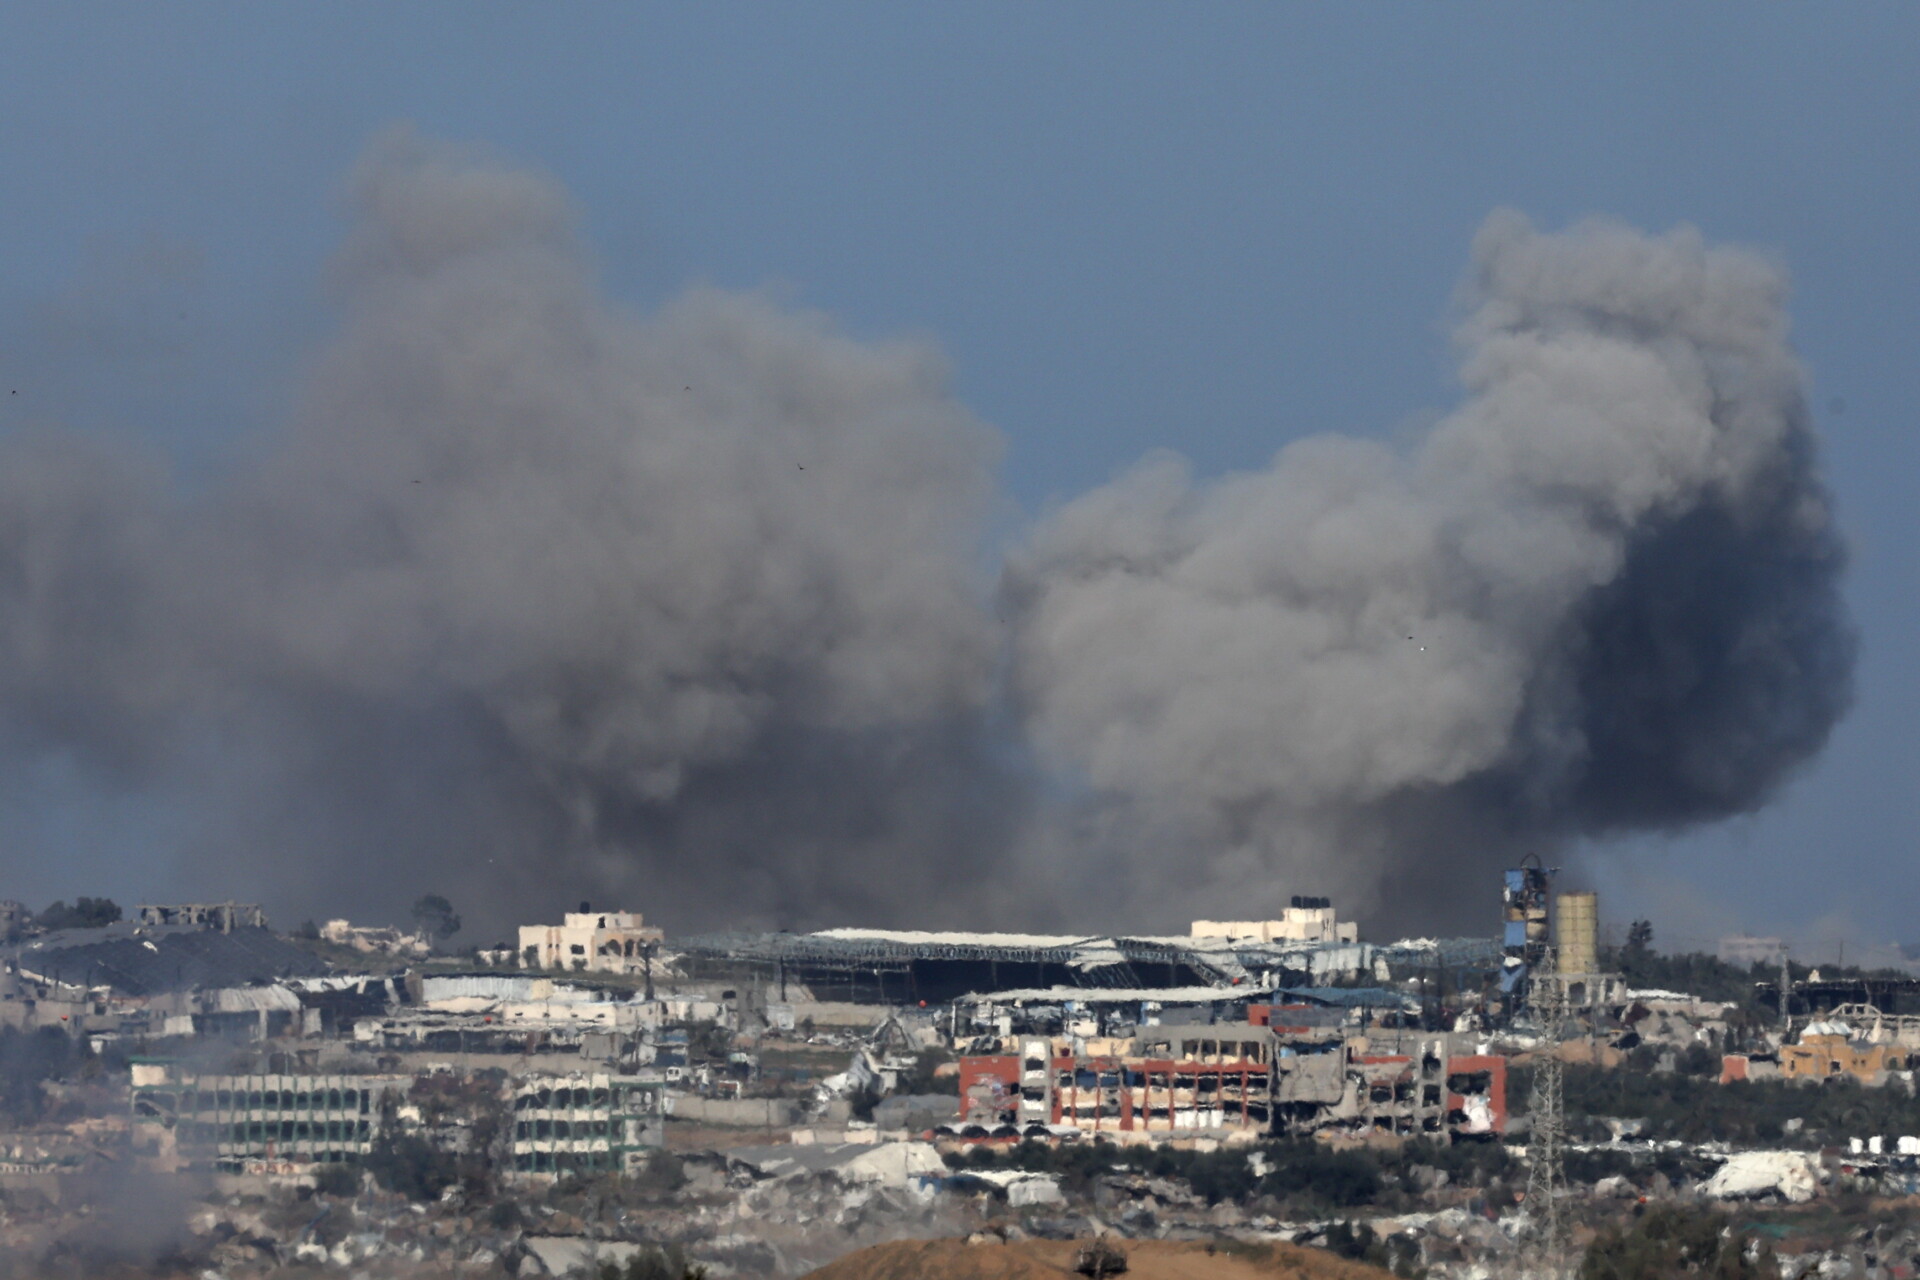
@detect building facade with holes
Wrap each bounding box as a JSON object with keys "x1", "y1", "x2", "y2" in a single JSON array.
[
  {"x1": 131, "y1": 1066, "x2": 407, "y2": 1171},
  {"x1": 960, "y1": 1026, "x2": 1275, "y2": 1139},
  {"x1": 507, "y1": 1071, "x2": 667, "y2": 1176}
]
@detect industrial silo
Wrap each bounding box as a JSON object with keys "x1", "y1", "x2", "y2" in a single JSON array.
[{"x1": 1555, "y1": 891, "x2": 1598, "y2": 976}]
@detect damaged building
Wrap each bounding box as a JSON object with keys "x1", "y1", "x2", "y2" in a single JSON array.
[
  {"x1": 1271, "y1": 1034, "x2": 1507, "y2": 1140},
  {"x1": 136, "y1": 902, "x2": 269, "y2": 932},
  {"x1": 519, "y1": 905, "x2": 664, "y2": 974},
  {"x1": 507, "y1": 1072, "x2": 667, "y2": 1177},
  {"x1": 130, "y1": 1063, "x2": 407, "y2": 1172},
  {"x1": 959, "y1": 1026, "x2": 1276, "y2": 1139}
]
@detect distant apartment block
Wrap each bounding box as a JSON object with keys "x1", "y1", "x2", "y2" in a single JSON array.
[
  {"x1": 131, "y1": 1066, "x2": 405, "y2": 1172},
  {"x1": 508, "y1": 1072, "x2": 666, "y2": 1176}
]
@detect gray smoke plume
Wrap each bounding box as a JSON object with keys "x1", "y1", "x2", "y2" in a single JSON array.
[
  {"x1": 0, "y1": 130, "x2": 1017, "y2": 933},
  {"x1": 0, "y1": 134, "x2": 1852, "y2": 936},
  {"x1": 1008, "y1": 210, "x2": 1853, "y2": 931}
]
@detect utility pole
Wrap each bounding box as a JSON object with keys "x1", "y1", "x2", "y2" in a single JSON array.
[
  {"x1": 1780, "y1": 945, "x2": 1792, "y2": 1036},
  {"x1": 1524, "y1": 950, "x2": 1571, "y2": 1280}
]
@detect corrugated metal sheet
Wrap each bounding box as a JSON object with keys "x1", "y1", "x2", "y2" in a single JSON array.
[
  {"x1": 202, "y1": 986, "x2": 302, "y2": 1013},
  {"x1": 421, "y1": 974, "x2": 541, "y2": 1003}
]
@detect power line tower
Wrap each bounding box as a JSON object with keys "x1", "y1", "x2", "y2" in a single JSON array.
[{"x1": 1524, "y1": 951, "x2": 1572, "y2": 1280}]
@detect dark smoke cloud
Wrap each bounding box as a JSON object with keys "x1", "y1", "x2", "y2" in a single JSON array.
[
  {"x1": 0, "y1": 136, "x2": 1853, "y2": 935},
  {"x1": 1008, "y1": 211, "x2": 1853, "y2": 930}
]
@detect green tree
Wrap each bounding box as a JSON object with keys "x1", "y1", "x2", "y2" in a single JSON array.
[
  {"x1": 35, "y1": 898, "x2": 122, "y2": 930},
  {"x1": 410, "y1": 894, "x2": 462, "y2": 941}
]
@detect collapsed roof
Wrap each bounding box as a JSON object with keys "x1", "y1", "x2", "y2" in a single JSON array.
[{"x1": 11, "y1": 926, "x2": 332, "y2": 996}]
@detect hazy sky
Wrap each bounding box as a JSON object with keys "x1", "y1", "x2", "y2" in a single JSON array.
[{"x1": 1, "y1": 5, "x2": 1915, "y2": 956}]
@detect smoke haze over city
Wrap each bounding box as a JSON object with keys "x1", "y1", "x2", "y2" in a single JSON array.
[
  {"x1": 0, "y1": 130, "x2": 1854, "y2": 938},
  {"x1": 2, "y1": 8, "x2": 1917, "y2": 953}
]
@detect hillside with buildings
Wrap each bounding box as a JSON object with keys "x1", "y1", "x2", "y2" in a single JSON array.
[{"x1": 1, "y1": 880, "x2": 1919, "y2": 1277}]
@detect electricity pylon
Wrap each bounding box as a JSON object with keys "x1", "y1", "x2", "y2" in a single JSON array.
[{"x1": 1524, "y1": 952, "x2": 1572, "y2": 1280}]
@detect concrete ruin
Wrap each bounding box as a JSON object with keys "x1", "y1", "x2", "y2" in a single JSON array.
[{"x1": 136, "y1": 902, "x2": 269, "y2": 932}]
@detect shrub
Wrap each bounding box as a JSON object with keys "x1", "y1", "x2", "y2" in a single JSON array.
[
  {"x1": 1581, "y1": 1205, "x2": 1778, "y2": 1280},
  {"x1": 596, "y1": 1245, "x2": 707, "y2": 1280}
]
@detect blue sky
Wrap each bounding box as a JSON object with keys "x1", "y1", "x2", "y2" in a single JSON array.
[{"x1": 2, "y1": 5, "x2": 1915, "y2": 954}]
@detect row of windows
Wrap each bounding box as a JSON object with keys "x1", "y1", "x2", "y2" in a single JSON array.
[
  {"x1": 513, "y1": 1149, "x2": 624, "y2": 1173},
  {"x1": 159, "y1": 1088, "x2": 374, "y2": 1114},
  {"x1": 1050, "y1": 1069, "x2": 1264, "y2": 1091},
  {"x1": 214, "y1": 1150, "x2": 359, "y2": 1173},
  {"x1": 514, "y1": 1119, "x2": 624, "y2": 1141},
  {"x1": 512, "y1": 1087, "x2": 654, "y2": 1111},
  {"x1": 180, "y1": 1119, "x2": 373, "y2": 1145}
]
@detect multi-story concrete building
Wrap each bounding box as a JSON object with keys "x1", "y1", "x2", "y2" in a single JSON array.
[
  {"x1": 960, "y1": 1025, "x2": 1276, "y2": 1140},
  {"x1": 507, "y1": 1072, "x2": 666, "y2": 1176},
  {"x1": 519, "y1": 905, "x2": 663, "y2": 974},
  {"x1": 131, "y1": 1066, "x2": 406, "y2": 1172},
  {"x1": 960, "y1": 1022, "x2": 1507, "y2": 1144}
]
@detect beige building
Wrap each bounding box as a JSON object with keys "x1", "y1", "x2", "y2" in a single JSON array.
[
  {"x1": 520, "y1": 906, "x2": 663, "y2": 973},
  {"x1": 1192, "y1": 897, "x2": 1357, "y2": 945}
]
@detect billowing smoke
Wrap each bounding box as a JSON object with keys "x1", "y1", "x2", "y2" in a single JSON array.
[
  {"x1": 0, "y1": 134, "x2": 1853, "y2": 935},
  {"x1": 0, "y1": 131, "x2": 1017, "y2": 932},
  {"x1": 1008, "y1": 211, "x2": 1853, "y2": 930}
]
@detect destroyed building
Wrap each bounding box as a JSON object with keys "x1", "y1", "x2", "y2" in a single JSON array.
[
  {"x1": 1270, "y1": 1034, "x2": 1507, "y2": 1140},
  {"x1": 320, "y1": 918, "x2": 431, "y2": 956},
  {"x1": 136, "y1": 902, "x2": 269, "y2": 932}
]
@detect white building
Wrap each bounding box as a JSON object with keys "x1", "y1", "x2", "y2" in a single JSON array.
[
  {"x1": 519, "y1": 905, "x2": 663, "y2": 973},
  {"x1": 1191, "y1": 897, "x2": 1358, "y2": 945}
]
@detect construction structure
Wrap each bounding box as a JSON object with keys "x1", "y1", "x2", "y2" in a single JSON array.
[{"x1": 1499, "y1": 859, "x2": 1553, "y2": 1005}]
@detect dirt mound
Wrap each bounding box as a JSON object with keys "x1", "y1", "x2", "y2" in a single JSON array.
[{"x1": 800, "y1": 1236, "x2": 1396, "y2": 1280}]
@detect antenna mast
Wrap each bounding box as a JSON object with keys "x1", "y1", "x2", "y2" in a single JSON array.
[{"x1": 1524, "y1": 948, "x2": 1571, "y2": 1280}]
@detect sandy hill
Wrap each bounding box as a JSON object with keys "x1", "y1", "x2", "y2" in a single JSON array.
[{"x1": 800, "y1": 1237, "x2": 1397, "y2": 1280}]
